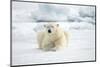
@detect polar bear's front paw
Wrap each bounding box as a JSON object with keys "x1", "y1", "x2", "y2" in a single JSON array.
[
  {"x1": 41, "y1": 47, "x2": 51, "y2": 51},
  {"x1": 51, "y1": 47, "x2": 57, "y2": 51}
]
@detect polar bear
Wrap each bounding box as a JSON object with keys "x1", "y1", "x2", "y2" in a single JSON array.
[{"x1": 37, "y1": 23, "x2": 68, "y2": 51}]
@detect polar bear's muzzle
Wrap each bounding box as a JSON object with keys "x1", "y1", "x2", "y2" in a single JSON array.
[{"x1": 48, "y1": 29, "x2": 51, "y2": 33}]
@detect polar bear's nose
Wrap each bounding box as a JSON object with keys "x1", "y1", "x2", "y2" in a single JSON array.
[{"x1": 48, "y1": 29, "x2": 51, "y2": 33}]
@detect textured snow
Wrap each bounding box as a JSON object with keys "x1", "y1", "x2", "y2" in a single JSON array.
[
  {"x1": 12, "y1": 23, "x2": 95, "y2": 65},
  {"x1": 12, "y1": 1, "x2": 95, "y2": 23}
]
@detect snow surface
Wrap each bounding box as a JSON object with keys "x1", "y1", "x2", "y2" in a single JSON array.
[
  {"x1": 12, "y1": 22, "x2": 95, "y2": 65},
  {"x1": 12, "y1": 1, "x2": 96, "y2": 66}
]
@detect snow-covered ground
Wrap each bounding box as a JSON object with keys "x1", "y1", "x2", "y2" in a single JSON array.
[
  {"x1": 12, "y1": 1, "x2": 96, "y2": 66},
  {"x1": 12, "y1": 22, "x2": 95, "y2": 66}
]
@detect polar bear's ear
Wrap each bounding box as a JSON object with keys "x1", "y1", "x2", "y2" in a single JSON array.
[
  {"x1": 44, "y1": 25, "x2": 46, "y2": 27},
  {"x1": 57, "y1": 24, "x2": 59, "y2": 27}
]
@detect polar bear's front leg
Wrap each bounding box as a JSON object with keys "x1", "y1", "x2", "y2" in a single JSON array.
[
  {"x1": 41, "y1": 39, "x2": 55, "y2": 51},
  {"x1": 41, "y1": 43, "x2": 49, "y2": 51},
  {"x1": 54, "y1": 37, "x2": 66, "y2": 51},
  {"x1": 41, "y1": 39, "x2": 50, "y2": 51}
]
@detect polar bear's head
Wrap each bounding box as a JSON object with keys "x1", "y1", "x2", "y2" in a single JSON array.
[{"x1": 44, "y1": 23, "x2": 59, "y2": 34}]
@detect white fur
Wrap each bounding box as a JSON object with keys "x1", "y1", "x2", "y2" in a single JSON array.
[{"x1": 37, "y1": 23, "x2": 68, "y2": 51}]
